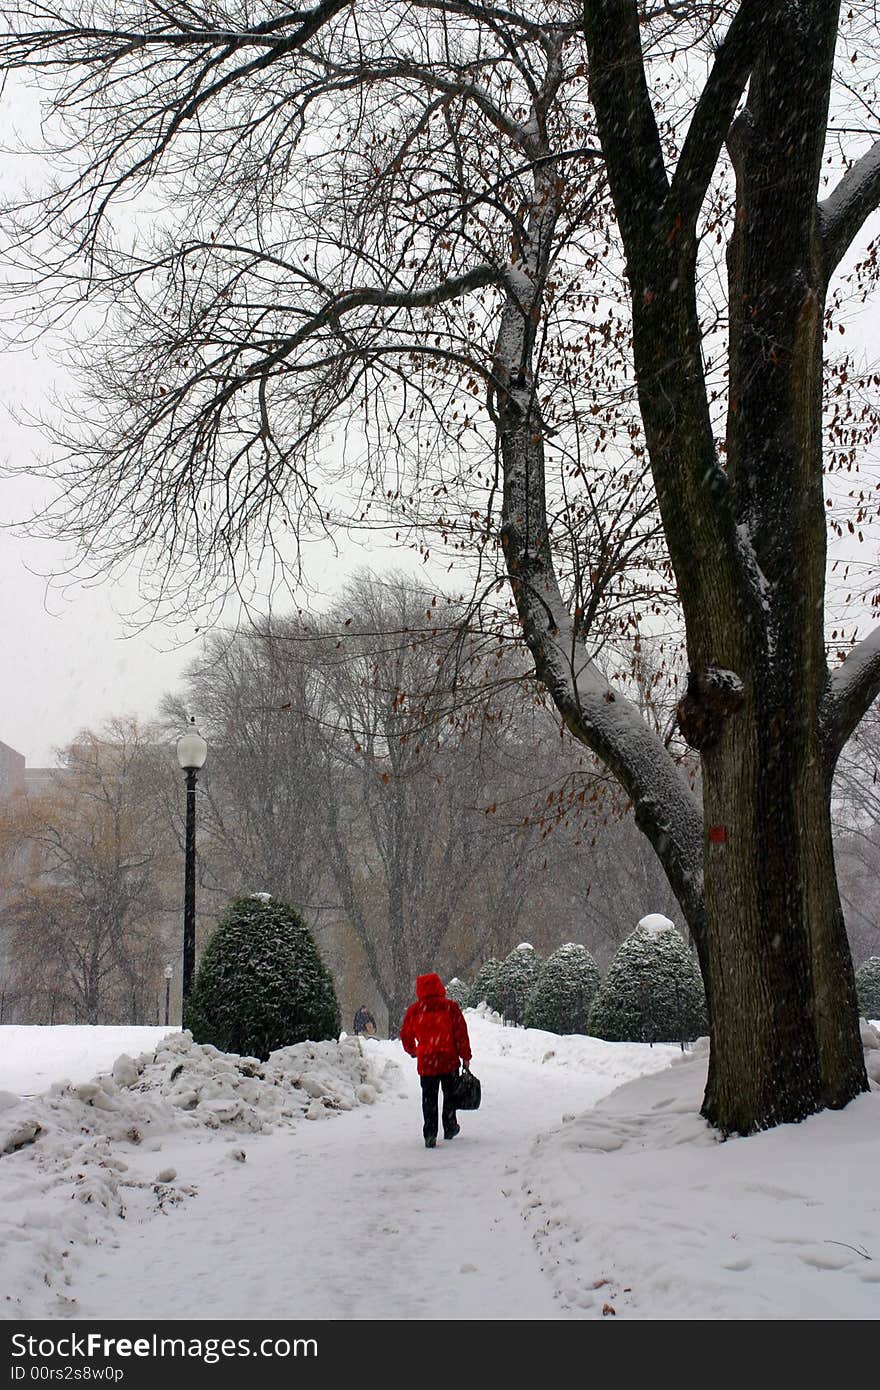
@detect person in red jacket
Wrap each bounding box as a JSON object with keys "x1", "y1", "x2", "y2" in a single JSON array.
[{"x1": 400, "y1": 973, "x2": 472, "y2": 1148}]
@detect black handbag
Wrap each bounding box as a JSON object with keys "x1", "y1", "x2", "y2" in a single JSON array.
[{"x1": 452, "y1": 1067, "x2": 481, "y2": 1110}]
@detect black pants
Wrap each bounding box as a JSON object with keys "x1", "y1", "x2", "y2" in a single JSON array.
[{"x1": 420, "y1": 1072, "x2": 458, "y2": 1140}]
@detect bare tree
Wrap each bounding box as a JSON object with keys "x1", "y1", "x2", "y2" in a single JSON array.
[
  {"x1": 0, "y1": 720, "x2": 172, "y2": 1022},
  {"x1": 572, "y1": 0, "x2": 880, "y2": 1130},
  {"x1": 3, "y1": 1, "x2": 880, "y2": 1129},
  {"x1": 172, "y1": 573, "x2": 558, "y2": 1029},
  {"x1": 162, "y1": 629, "x2": 323, "y2": 909},
  {"x1": 539, "y1": 809, "x2": 682, "y2": 968},
  {"x1": 315, "y1": 573, "x2": 572, "y2": 1028}
]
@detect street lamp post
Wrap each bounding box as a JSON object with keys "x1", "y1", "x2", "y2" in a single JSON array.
[
  {"x1": 176, "y1": 719, "x2": 208, "y2": 1010},
  {"x1": 164, "y1": 965, "x2": 173, "y2": 1027}
]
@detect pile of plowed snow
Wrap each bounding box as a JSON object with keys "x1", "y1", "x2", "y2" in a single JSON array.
[{"x1": 0, "y1": 1030, "x2": 403, "y2": 1160}]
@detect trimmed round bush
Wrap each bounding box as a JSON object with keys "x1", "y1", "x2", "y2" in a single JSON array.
[
  {"x1": 468, "y1": 958, "x2": 504, "y2": 1010},
  {"x1": 445, "y1": 977, "x2": 470, "y2": 1007},
  {"x1": 588, "y1": 915, "x2": 707, "y2": 1043},
  {"x1": 524, "y1": 942, "x2": 601, "y2": 1034},
  {"x1": 487, "y1": 942, "x2": 543, "y2": 1025},
  {"x1": 185, "y1": 893, "x2": 341, "y2": 1060},
  {"x1": 855, "y1": 957, "x2": 880, "y2": 1020}
]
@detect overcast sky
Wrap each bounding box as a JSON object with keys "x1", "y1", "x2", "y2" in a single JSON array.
[
  {"x1": 1, "y1": 346, "x2": 179, "y2": 765},
  {"x1": 0, "y1": 341, "x2": 395, "y2": 767},
  {"x1": 0, "y1": 83, "x2": 355, "y2": 767}
]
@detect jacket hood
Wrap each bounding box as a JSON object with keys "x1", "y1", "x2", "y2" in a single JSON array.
[{"x1": 416, "y1": 973, "x2": 446, "y2": 1001}]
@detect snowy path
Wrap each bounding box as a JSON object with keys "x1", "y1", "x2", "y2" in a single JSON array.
[
  {"x1": 63, "y1": 1034, "x2": 651, "y2": 1321},
  {"x1": 4, "y1": 1022, "x2": 878, "y2": 1321}
]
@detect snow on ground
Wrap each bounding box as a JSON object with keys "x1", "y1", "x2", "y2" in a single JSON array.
[
  {"x1": 0, "y1": 1026, "x2": 173, "y2": 1096},
  {"x1": 1, "y1": 1012, "x2": 878, "y2": 1320},
  {"x1": 522, "y1": 1029, "x2": 880, "y2": 1319}
]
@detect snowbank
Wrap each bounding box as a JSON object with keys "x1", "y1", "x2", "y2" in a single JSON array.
[
  {"x1": 521, "y1": 1026, "x2": 880, "y2": 1318},
  {"x1": 0, "y1": 1030, "x2": 402, "y2": 1155}
]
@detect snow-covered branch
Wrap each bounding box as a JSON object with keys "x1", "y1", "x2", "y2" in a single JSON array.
[
  {"x1": 821, "y1": 624, "x2": 880, "y2": 767},
  {"x1": 503, "y1": 525, "x2": 705, "y2": 941},
  {"x1": 819, "y1": 139, "x2": 880, "y2": 282}
]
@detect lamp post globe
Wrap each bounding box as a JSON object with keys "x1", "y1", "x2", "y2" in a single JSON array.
[
  {"x1": 163, "y1": 965, "x2": 173, "y2": 1028},
  {"x1": 176, "y1": 722, "x2": 208, "y2": 774},
  {"x1": 176, "y1": 718, "x2": 208, "y2": 1011}
]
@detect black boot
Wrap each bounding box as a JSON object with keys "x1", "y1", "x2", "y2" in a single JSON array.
[
  {"x1": 443, "y1": 1121, "x2": 460, "y2": 1140},
  {"x1": 425, "y1": 1136, "x2": 436, "y2": 1148}
]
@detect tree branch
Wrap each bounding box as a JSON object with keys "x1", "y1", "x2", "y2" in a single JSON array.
[
  {"x1": 582, "y1": 0, "x2": 668, "y2": 249},
  {"x1": 318, "y1": 59, "x2": 529, "y2": 143},
  {"x1": 262, "y1": 264, "x2": 504, "y2": 368},
  {"x1": 1, "y1": 0, "x2": 351, "y2": 61},
  {"x1": 819, "y1": 139, "x2": 880, "y2": 283},
  {"x1": 409, "y1": 0, "x2": 576, "y2": 42},
  {"x1": 821, "y1": 624, "x2": 880, "y2": 769},
  {"x1": 667, "y1": 0, "x2": 775, "y2": 232}
]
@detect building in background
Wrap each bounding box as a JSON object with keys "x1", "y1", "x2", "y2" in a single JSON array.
[{"x1": 0, "y1": 741, "x2": 56, "y2": 798}]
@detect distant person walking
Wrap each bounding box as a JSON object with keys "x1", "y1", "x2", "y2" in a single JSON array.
[
  {"x1": 353, "y1": 1005, "x2": 376, "y2": 1037},
  {"x1": 400, "y1": 973, "x2": 472, "y2": 1149}
]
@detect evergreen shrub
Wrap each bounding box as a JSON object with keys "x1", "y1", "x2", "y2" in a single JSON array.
[
  {"x1": 855, "y1": 957, "x2": 880, "y2": 1020},
  {"x1": 185, "y1": 893, "x2": 341, "y2": 1060},
  {"x1": 444, "y1": 976, "x2": 470, "y2": 1007},
  {"x1": 587, "y1": 916, "x2": 707, "y2": 1043},
  {"x1": 489, "y1": 942, "x2": 543, "y2": 1025},
  {"x1": 524, "y1": 942, "x2": 600, "y2": 1034},
  {"x1": 467, "y1": 957, "x2": 504, "y2": 1010}
]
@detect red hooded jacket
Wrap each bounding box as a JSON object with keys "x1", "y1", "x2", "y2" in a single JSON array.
[{"x1": 400, "y1": 974, "x2": 472, "y2": 1077}]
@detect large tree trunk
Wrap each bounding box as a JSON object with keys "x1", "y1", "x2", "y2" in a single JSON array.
[{"x1": 700, "y1": 679, "x2": 865, "y2": 1130}]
